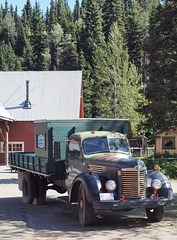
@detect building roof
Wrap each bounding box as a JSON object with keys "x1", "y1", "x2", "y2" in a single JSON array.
[
  {"x1": 0, "y1": 103, "x2": 14, "y2": 121},
  {"x1": 0, "y1": 71, "x2": 82, "y2": 121}
]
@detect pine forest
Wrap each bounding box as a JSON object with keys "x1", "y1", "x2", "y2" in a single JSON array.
[{"x1": 0, "y1": 0, "x2": 177, "y2": 136}]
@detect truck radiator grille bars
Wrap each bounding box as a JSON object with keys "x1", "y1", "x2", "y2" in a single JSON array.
[{"x1": 120, "y1": 168, "x2": 146, "y2": 199}]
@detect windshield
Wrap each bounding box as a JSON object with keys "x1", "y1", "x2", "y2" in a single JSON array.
[
  {"x1": 83, "y1": 137, "x2": 129, "y2": 155},
  {"x1": 108, "y1": 138, "x2": 129, "y2": 153}
]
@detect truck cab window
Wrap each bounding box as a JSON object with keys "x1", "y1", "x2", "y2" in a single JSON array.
[
  {"x1": 67, "y1": 140, "x2": 80, "y2": 157},
  {"x1": 83, "y1": 137, "x2": 109, "y2": 155},
  {"x1": 83, "y1": 137, "x2": 129, "y2": 155},
  {"x1": 108, "y1": 138, "x2": 129, "y2": 153}
]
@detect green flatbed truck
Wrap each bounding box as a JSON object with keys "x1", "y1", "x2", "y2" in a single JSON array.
[{"x1": 10, "y1": 119, "x2": 174, "y2": 226}]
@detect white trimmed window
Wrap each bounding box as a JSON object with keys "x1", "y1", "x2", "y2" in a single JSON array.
[{"x1": 0, "y1": 142, "x2": 24, "y2": 153}]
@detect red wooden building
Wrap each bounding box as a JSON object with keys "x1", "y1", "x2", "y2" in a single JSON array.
[{"x1": 0, "y1": 71, "x2": 83, "y2": 164}]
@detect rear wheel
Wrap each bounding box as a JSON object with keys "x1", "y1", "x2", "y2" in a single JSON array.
[
  {"x1": 146, "y1": 207, "x2": 164, "y2": 222},
  {"x1": 78, "y1": 183, "x2": 95, "y2": 226},
  {"x1": 22, "y1": 173, "x2": 37, "y2": 204},
  {"x1": 37, "y1": 177, "x2": 47, "y2": 201}
]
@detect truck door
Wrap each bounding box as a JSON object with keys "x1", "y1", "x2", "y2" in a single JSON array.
[{"x1": 66, "y1": 139, "x2": 83, "y2": 187}]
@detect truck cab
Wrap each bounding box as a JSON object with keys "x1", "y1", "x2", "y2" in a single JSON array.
[{"x1": 66, "y1": 130, "x2": 131, "y2": 189}]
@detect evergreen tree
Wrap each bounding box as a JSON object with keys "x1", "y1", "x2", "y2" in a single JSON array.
[
  {"x1": 94, "y1": 23, "x2": 142, "y2": 134},
  {"x1": 65, "y1": 0, "x2": 73, "y2": 23},
  {"x1": 20, "y1": 8, "x2": 34, "y2": 70},
  {"x1": 138, "y1": 0, "x2": 160, "y2": 13},
  {"x1": 97, "y1": 0, "x2": 104, "y2": 10},
  {"x1": 81, "y1": 0, "x2": 106, "y2": 117},
  {"x1": 0, "y1": 8, "x2": 3, "y2": 42},
  {"x1": 82, "y1": 0, "x2": 105, "y2": 67},
  {"x1": 4, "y1": 0, "x2": 8, "y2": 16},
  {"x1": 0, "y1": 41, "x2": 21, "y2": 70},
  {"x1": 0, "y1": 0, "x2": 167, "y2": 134},
  {"x1": 125, "y1": 0, "x2": 144, "y2": 74},
  {"x1": 31, "y1": 2, "x2": 46, "y2": 70},
  {"x1": 24, "y1": 0, "x2": 32, "y2": 29},
  {"x1": 142, "y1": 0, "x2": 177, "y2": 132},
  {"x1": 17, "y1": 0, "x2": 33, "y2": 61},
  {"x1": 137, "y1": 0, "x2": 160, "y2": 84},
  {"x1": 78, "y1": 49, "x2": 93, "y2": 117},
  {"x1": 45, "y1": 7, "x2": 50, "y2": 32},
  {"x1": 58, "y1": 32, "x2": 78, "y2": 70},
  {"x1": 13, "y1": 5, "x2": 21, "y2": 44},
  {"x1": 73, "y1": 0, "x2": 81, "y2": 22},
  {"x1": 102, "y1": 0, "x2": 124, "y2": 42},
  {"x1": 22, "y1": 40, "x2": 34, "y2": 70},
  {"x1": 48, "y1": 21, "x2": 78, "y2": 71},
  {"x1": 58, "y1": 0, "x2": 70, "y2": 33},
  {"x1": 19, "y1": 8, "x2": 30, "y2": 53},
  {"x1": 80, "y1": 0, "x2": 87, "y2": 18},
  {"x1": 48, "y1": 0, "x2": 58, "y2": 31},
  {"x1": 49, "y1": 23, "x2": 64, "y2": 70},
  {"x1": 10, "y1": 4, "x2": 13, "y2": 15},
  {"x1": 2, "y1": 11, "x2": 17, "y2": 47},
  {"x1": 0, "y1": 45, "x2": 8, "y2": 71}
]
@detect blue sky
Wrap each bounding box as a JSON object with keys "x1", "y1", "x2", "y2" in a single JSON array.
[{"x1": 4, "y1": 0, "x2": 78, "y2": 15}]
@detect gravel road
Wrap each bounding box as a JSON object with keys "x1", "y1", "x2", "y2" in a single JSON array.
[{"x1": 0, "y1": 165, "x2": 176, "y2": 240}]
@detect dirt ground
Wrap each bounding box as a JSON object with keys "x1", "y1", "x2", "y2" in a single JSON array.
[{"x1": 0, "y1": 165, "x2": 177, "y2": 240}]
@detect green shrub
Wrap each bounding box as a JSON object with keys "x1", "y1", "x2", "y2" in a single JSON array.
[{"x1": 143, "y1": 154, "x2": 177, "y2": 180}]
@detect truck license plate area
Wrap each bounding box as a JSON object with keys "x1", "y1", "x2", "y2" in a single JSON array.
[{"x1": 99, "y1": 193, "x2": 114, "y2": 201}]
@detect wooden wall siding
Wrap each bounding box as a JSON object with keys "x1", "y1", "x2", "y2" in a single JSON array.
[
  {"x1": 155, "y1": 128, "x2": 177, "y2": 154},
  {"x1": 0, "y1": 121, "x2": 35, "y2": 164}
]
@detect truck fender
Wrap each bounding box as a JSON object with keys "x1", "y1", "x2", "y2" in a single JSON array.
[
  {"x1": 70, "y1": 172, "x2": 102, "y2": 205},
  {"x1": 147, "y1": 170, "x2": 173, "y2": 200}
]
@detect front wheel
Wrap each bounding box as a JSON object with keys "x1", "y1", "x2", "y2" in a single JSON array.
[
  {"x1": 146, "y1": 207, "x2": 164, "y2": 222},
  {"x1": 78, "y1": 183, "x2": 95, "y2": 226}
]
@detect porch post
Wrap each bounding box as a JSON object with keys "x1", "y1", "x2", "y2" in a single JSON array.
[{"x1": 4, "y1": 122, "x2": 9, "y2": 166}]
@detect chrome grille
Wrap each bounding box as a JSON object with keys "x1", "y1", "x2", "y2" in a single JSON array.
[{"x1": 120, "y1": 168, "x2": 146, "y2": 199}]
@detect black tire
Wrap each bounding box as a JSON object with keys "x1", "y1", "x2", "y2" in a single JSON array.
[
  {"x1": 22, "y1": 172, "x2": 37, "y2": 204},
  {"x1": 146, "y1": 207, "x2": 164, "y2": 222},
  {"x1": 37, "y1": 177, "x2": 47, "y2": 200},
  {"x1": 78, "y1": 183, "x2": 95, "y2": 226}
]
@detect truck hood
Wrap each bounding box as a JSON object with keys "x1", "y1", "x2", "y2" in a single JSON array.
[{"x1": 88, "y1": 153, "x2": 145, "y2": 169}]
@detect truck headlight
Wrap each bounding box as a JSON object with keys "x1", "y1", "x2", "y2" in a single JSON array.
[
  {"x1": 151, "y1": 179, "x2": 162, "y2": 190},
  {"x1": 105, "y1": 180, "x2": 116, "y2": 192}
]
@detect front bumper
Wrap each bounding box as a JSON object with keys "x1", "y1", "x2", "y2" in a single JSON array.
[{"x1": 93, "y1": 197, "x2": 174, "y2": 210}]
